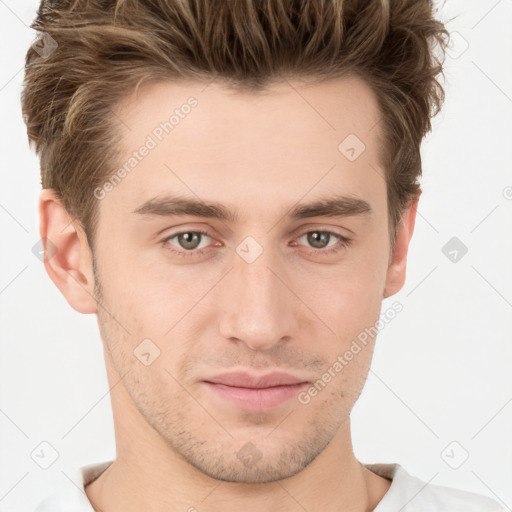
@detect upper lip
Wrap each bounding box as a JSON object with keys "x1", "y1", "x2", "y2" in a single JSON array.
[{"x1": 204, "y1": 371, "x2": 308, "y2": 389}]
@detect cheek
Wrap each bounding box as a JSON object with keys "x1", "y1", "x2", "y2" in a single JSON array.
[
  {"x1": 95, "y1": 247, "x2": 218, "y2": 371},
  {"x1": 95, "y1": 237, "x2": 188, "y2": 325},
  {"x1": 290, "y1": 249, "x2": 387, "y2": 337}
]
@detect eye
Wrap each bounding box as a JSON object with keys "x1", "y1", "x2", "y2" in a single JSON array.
[
  {"x1": 160, "y1": 228, "x2": 352, "y2": 259},
  {"x1": 162, "y1": 230, "x2": 214, "y2": 255},
  {"x1": 299, "y1": 231, "x2": 337, "y2": 249},
  {"x1": 295, "y1": 230, "x2": 352, "y2": 255}
]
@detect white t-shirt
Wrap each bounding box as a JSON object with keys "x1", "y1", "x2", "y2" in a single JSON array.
[{"x1": 34, "y1": 460, "x2": 506, "y2": 511}]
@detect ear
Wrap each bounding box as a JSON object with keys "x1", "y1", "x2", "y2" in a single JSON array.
[
  {"x1": 38, "y1": 188, "x2": 98, "y2": 314},
  {"x1": 383, "y1": 195, "x2": 419, "y2": 298}
]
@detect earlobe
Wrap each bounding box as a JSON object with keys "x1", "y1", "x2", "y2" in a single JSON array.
[
  {"x1": 383, "y1": 196, "x2": 419, "y2": 299},
  {"x1": 38, "y1": 189, "x2": 98, "y2": 314}
]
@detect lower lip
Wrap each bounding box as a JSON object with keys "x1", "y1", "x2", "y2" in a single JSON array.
[{"x1": 203, "y1": 382, "x2": 308, "y2": 411}]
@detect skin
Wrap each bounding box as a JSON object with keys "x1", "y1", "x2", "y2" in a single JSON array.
[{"x1": 40, "y1": 75, "x2": 417, "y2": 511}]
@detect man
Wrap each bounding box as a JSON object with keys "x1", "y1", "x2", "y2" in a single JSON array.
[{"x1": 22, "y1": 0, "x2": 505, "y2": 510}]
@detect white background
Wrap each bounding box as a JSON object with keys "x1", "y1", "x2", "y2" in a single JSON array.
[{"x1": 1, "y1": 0, "x2": 511, "y2": 510}]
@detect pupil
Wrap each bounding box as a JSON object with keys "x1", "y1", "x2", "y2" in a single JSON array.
[
  {"x1": 179, "y1": 232, "x2": 200, "y2": 250},
  {"x1": 308, "y1": 232, "x2": 329, "y2": 248}
]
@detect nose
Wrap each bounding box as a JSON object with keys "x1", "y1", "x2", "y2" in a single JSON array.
[{"x1": 217, "y1": 245, "x2": 300, "y2": 351}]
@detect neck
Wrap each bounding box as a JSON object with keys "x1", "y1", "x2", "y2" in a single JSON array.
[{"x1": 86, "y1": 418, "x2": 390, "y2": 512}]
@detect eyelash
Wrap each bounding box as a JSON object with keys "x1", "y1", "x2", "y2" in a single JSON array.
[{"x1": 160, "y1": 229, "x2": 352, "y2": 258}]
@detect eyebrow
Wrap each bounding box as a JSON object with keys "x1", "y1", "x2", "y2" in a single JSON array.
[{"x1": 132, "y1": 194, "x2": 372, "y2": 222}]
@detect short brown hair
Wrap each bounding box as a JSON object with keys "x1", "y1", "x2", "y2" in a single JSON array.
[{"x1": 22, "y1": 0, "x2": 449, "y2": 251}]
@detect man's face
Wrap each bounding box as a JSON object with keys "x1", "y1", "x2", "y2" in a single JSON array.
[{"x1": 93, "y1": 76, "x2": 393, "y2": 482}]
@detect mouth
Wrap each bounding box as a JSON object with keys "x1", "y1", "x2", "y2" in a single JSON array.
[{"x1": 202, "y1": 371, "x2": 309, "y2": 411}]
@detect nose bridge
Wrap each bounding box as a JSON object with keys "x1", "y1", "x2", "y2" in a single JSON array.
[{"x1": 218, "y1": 241, "x2": 297, "y2": 350}]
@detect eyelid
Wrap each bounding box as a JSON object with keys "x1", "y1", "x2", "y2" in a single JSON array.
[
  {"x1": 292, "y1": 224, "x2": 353, "y2": 241},
  {"x1": 292, "y1": 223, "x2": 356, "y2": 246}
]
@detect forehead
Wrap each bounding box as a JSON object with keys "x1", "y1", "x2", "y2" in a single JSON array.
[
  {"x1": 116, "y1": 75, "x2": 382, "y2": 149},
  {"x1": 103, "y1": 75, "x2": 386, "y2": 219}
]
